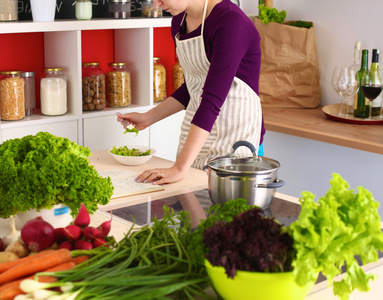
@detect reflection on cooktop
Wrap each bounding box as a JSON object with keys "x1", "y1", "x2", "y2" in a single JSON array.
[
  {"x1": 109, "y1": 188, "x2": 300, "y2": 227},
  {"x1": 110, "y1": 189, "x2": 213, "y2": 226}
]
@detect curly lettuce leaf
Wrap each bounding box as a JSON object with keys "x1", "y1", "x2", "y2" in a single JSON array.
[
  {"x1": 0, "y1": 132, "x2": 114, "y2": 218},
  {"x1": 289, "y1": 173, "x2": 383, "y2": 299},
  {"x1": 258, "y1": 4, "x2": 286, "y2": 24}
]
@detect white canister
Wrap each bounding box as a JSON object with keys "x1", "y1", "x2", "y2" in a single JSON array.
[
  {"x1": 76, "y1": 0, "x2": 92, "y2": 20},
  {"x1": 30, "y1": 0, "x2": 56, "y2": 22},
  {"x1": 41, "y1": 68, "x2": 67, "y2": 116}
]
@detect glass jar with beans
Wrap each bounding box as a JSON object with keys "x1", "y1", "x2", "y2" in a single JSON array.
[{"x1": 82, "y1": 63, "x2": 106, "y2": 111}]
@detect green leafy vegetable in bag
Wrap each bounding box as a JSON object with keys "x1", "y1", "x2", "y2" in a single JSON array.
[
  {"x1": 258, "y1": 4, "x2": 286, "y2": 24},
  {"x1": 0, "y1": 132, "x2": 114, "y2": 218}
]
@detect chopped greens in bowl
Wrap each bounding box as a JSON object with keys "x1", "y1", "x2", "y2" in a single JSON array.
[
  {"x1": 109, "y1": 145, "x2": 155, "y2": 166},
  {"x1": 110, "y1": 146, "x2": 151, "y2": 157}
]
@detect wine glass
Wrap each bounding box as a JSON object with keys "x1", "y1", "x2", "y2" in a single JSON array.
[
  {"x1": 361, "y1": 69, "x2": 383, "y2": 120},
  {"x1": 332, "y1": 66, "x2": 359, "y2": 117}
]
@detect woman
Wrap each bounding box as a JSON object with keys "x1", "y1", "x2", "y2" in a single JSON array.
[{"x1": 117, "y1": 0, "x2": 265, "y2": 185}]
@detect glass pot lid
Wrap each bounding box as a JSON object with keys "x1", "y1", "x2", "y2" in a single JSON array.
[{"x1": 206, "y1": 141, "x2": 280, "y2": 175}]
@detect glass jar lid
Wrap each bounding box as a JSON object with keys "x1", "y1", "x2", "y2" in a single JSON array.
[
  {"x1": 20, "y1": 72, "x2": 36, "y2": 77},
  {"x1": 109, "y1": 62, "x2": 127, "y2": 67},
  {"x1": 44, "y1": 67, "x2": 63, "y2": 72},
  {"x1": 110, "y1": 0, "x2": 131, "y2": 3},
  {"x1": 0, "y1": 71, "x2": 21, "y2": 75},
  {"x1": 82, "y1": 62, "x2": 100, "y2": 66}
]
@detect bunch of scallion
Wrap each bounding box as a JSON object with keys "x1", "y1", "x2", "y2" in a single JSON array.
[{"x1": 20, "y1": 206, "x2": 216, "y2": 300}]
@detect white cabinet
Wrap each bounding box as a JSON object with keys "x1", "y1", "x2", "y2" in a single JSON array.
[{"x1": 0, "y1": 18, "x2": 183, "y2": 161}]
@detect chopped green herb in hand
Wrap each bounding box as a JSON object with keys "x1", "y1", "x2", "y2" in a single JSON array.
[
  {"x1": 111, "y1": 146, "x2": 151, "y2": 156},
  {"x1": 124, "y1": 127, "x2": 139, "y2": 136}
]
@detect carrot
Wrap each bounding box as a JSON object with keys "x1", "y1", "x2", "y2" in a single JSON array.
[
  {"x1": 0, "y1": 285, "x2": 24, "y2": 300},
  {"x1": 0, "y1": 249, "x2": 55, "y2": 273},
  {"x1": 0, "y1": 249, "x2": 72, "y2": 285},
  {"x1": 35, "y1": 261, "x2": 76, "y2": 283},
  {"x1": 0, "y1": 261, "x2": 76, "y2": 294},
  {"x1": 71, "y1": 255, "x2": 89, "y2": 265}
]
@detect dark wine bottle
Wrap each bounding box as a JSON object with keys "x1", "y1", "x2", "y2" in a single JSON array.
[
  {"x1": 354, "y1": 49, "x2": 369, "y2": 118},
  {"x1": 370, "y1": 49, "x2": 381, "y2": 116}
]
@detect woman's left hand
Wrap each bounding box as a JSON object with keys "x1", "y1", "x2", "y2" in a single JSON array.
[{"x1": 135, "y1": 166, "x2": 185, "y2": 185}]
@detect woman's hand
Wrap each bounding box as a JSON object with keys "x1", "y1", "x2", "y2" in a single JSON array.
[
  {"x1": 135, "y1": 165, "x2": 186, "y2": 185},
  {"x1": 116, "y1": 112, "x2": 151, "y2": 130}
]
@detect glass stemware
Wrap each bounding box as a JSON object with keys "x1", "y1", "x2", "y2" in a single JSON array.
[
  {"x1": 361, "y1": 69, "x2": 383, "y2": 120},
  {"x1": 332, "y1": 66, "x2": 359, "y2": 117}
]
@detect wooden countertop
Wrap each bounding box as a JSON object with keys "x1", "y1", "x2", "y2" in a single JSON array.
[
  {"x1": 262, "y1": 106, "x2": 383, "y2": 154},
  {"x1": 1, "y1": 150, "x2": 383, "y2": 299}
]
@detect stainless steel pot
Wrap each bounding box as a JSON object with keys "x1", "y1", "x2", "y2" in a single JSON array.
[{"x1": 204, "y1": 141, "x2": 285, "y2": 209}]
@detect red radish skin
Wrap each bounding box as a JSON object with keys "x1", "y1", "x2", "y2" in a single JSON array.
[
  {"x1": 59, "y1": 241, "x2": 74, "y2": 251},
  {"x1": 92, "y1": 237, "x2": 108, "y2": 248},
  {"x1": 0, "y1": 238, "x2": 3, "y2": 251},
  {"x1": 97, "y1": 212, "x2": 112, "y2": 238},
  {"x1": 20, "y1": 217, "x2": 56, "y2": 252},
  {"x1": 74, "y1": 203, "x2": 91, "y2": 227},
  {"x1": 64, "y1": 225, "x2": 82, "y2": 242},
  {"x1": 82, "y1": 226, "x2": 100, "y2": 241},
  {"x1": 54, "y1": 227, "x2": 67, "y2": 243},
  {"x1": 75, "y1": 240, "x2": 93, "y2": 250}
]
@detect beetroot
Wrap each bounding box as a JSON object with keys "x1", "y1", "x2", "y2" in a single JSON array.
[
  {"x1": 74, "y1": 203, "x2": 91, "y2": 228},
  {"x1": 20, "y1": 217, "x2": 56, "y2": 252},
  {"x1": 64, "y1": 225, "x2": 82, "y2": 242},
  {"x1": 75, "y1": 239, "x2": 93, "y2": 250},
  {"x1": 83, "y1": 226, "x2": 99, "y2": 241}
]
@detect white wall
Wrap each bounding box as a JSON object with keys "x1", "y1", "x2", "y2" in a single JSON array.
[
  {"x1": 240, "y1": 0, "x2": 383, "y2": 216},
  {"x1": 242, "y1": 0, "x2": 383, "y2": 106}
]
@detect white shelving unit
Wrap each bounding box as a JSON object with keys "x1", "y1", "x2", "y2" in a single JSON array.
[{"x1": 0, "y1": 18, "x2": 184, "y2": 161}]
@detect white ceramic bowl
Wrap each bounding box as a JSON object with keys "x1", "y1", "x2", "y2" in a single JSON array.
[
  {"x1": 109, "y1": 145, "x2": 156, "y2": 166},
  {"x1": 17, "y1": 204, "x2": 73, "y2": 228}
]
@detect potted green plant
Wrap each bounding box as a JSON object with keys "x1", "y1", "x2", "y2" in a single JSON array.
[
  {"x1": 190, "y1": 174, "x2": 383, "y2": 300},
  {"x1": 0, "y1": 132, "x2": 114, "y2": 222}
]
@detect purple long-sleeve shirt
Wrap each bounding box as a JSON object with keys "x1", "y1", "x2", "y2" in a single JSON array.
[{"x1": 170, "y1": 0, "x2": 265, "y2": 145}]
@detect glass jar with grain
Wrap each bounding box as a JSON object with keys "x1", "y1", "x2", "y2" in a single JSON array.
[
  {"x1": 106, "y1": 62, "x2": 131, "y2": 107},
  {"x1": 172, "y1": 57, "x2": 184, "y2": 92},
  {"x1": 40, "y1": 68, "x2": 68, "y2": 116},
  {"x1": 141, "y1": 0, "x2": 162, "y2": 17},
  {"x1": 153, "y1": 57, "x2": 166, "y2": 102},
  {"x1": 82, "y1": 63, "x2": 106, "y2": 111},
  {"x1": 0, "y1": 0, "x2": 18, "y2": 21},
  {"x1": 0, "y1": 71, "x2": 25, "y2": 121}
]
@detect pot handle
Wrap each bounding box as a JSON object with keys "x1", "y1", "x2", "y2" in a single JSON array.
[
  {"x1": 232, "y1": 141, "x2": 256, "y2": 155},
  {"x1": 203, "y1": 165, "x2": 209, "y2": 173},
  {"x1": 255, "y1": 179, "x2": 285, "y2": 189}
]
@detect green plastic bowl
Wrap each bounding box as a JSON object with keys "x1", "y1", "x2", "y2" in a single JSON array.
[{"x1": 205, "y1": 260, "x2": 315, "y2": 300}]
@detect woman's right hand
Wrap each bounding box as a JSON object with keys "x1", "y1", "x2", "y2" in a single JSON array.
[{"x1": 116, "y1": 112, "x2": 151, "y2": 131}]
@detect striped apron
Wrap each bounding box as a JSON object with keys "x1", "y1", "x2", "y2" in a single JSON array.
[{"x1": 175, "y1": 0, "x2": 262, "y2": 170}]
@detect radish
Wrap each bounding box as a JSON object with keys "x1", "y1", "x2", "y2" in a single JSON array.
[
  {"x1": 97, "y1": 212, "x2": 112, "y2": 238},
  {"x1": 59, "y1": 240, "x2": 74, "y2": 250},
  {"x1": 64, "y1": 225, "x2": 82, "y2": 242},
  {"x1": 75, "y1": 239, "x2": 93, "y2": 250},
  {"x1": 92, "y1": 237, "x2": 108, "y2": 248},
  {"x1": 54, "y1": 227, "x2": 67, "y2": 243},
  {"x1": 82, "y1": 226, "x2": 99, "y2": 241},
  {"x1": 74, "y1": 203, "x2": 91, "y2": 228},
  {"x1": 0, "y1": 237, "x2": 3, "y2": 251}
]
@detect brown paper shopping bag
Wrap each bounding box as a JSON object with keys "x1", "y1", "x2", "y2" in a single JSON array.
[{"x1": 254, "y1": 18, "x2": 322, "y2": 108}]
